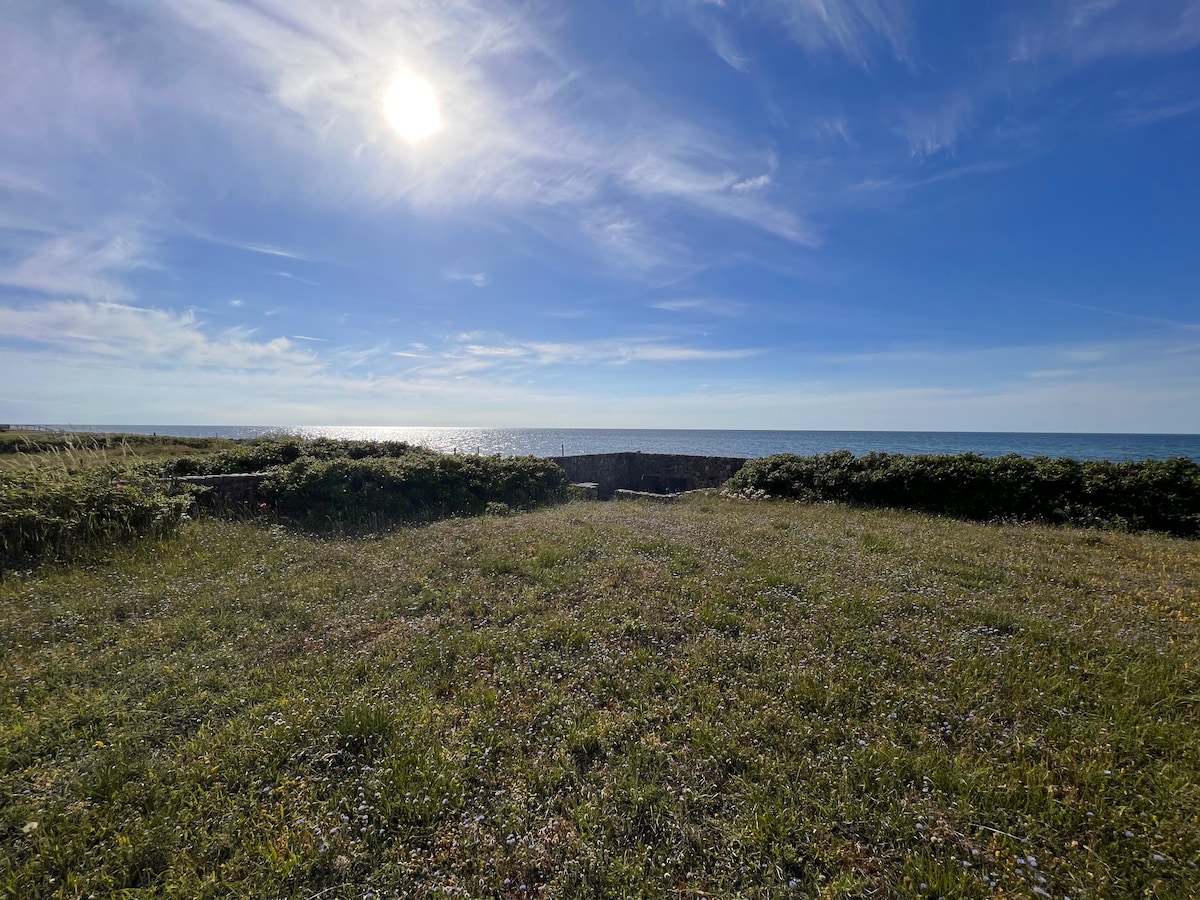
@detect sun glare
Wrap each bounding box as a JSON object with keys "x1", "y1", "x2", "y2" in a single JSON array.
[{"x1": 383, "y1": 72, "x2": 443, "y2": 144}]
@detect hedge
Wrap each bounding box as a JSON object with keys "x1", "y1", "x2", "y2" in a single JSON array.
[
  {"x1": 260, "y1": 454, "x2": 569, "y2": 529},
  {"x1": 161, "y1": 438, "x2": 432, "y2": 476},
  {"x1": 724, "y1": 451, "x2": 1200, "y2": 537}
]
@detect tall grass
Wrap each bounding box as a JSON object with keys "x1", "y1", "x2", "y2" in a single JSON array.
[
  {"x1": 0, "y1": 465, "x2": 194, "y2": 574},
  {"x1": 0, "y1": 432, "x2": 233, "y2": 473}
]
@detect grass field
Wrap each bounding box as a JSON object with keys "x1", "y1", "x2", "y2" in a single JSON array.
[{"x1": 2, "y1": 497, "x2": 1198, "y2": 898}]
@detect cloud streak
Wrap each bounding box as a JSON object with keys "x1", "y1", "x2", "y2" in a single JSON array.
[
  {"x1": 901, "y1": 96, "x2": 972, "y2": 158},
  {"x1": 448, "y1": 271, "x2": 488, "y2": 287},
  {"x1": 0, "y1": 299, "x2": 319, "y2": 372},
  {"x1": 759, "y1": 0, "x2": 908, "y2": 66},
  {"x1": 420, "y1": 336, "x2": 766, "y2": 376},
  {"x1": 1012, "y1": 0, "x2": 1200, "y2": 64},
  {"x1": 0, "y1": 229, "x2": 145, "y2": 302},
  {"x1": 650, "y1": 297, "x2": 749, "y2": 317}
]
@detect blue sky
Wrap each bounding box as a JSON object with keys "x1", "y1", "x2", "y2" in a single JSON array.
[{"x1": 1, "y1": 0, "x2": 1199, "y2": 431}]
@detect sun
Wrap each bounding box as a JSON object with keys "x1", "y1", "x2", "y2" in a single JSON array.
[{"x1": 382, "y1": 72, "x2": 443, "y2": 144}]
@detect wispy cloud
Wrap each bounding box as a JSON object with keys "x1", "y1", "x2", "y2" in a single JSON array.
[
  {"x1": 901, "y1": 96, "x2": 972, "y2": 158},
  {"x1": 759, "y1": 0, "x2": 908, "y2": 66},
  {"x1": 650, "y1": 297, "x2": 749, "y2": 317},
  {"x1": 811, "y1": 117, "x2": 854, "y2": 147},
  {"x1": 1026, "y1": 368, "x2": 1075, "y2": 379},
  {"x1": 1012, "y1": 0, "x2": 1200, "y2": 64},
  {"x1": 677, "y1": 0, "x2": 908, "y2": 69},
  {"x1": 731, "y1": 173, "x2": 772, "y2": 192},
  {"x1": 271, "y1": 271, "x2": 320, "y2": 286},
  {"x1": 331, "y1": 345, "x2": 389, "y2": 369},
  {"x1": 0, "y1": 167, "x2": 49, "y2": 196},
  {"x1": 900, "y1": 158, "x2": 1025, "y2": 189},
  {"x1": 445, "y1": 336, "x2": 764, "y2": 368},
  {"x1": 1115, "y1": 94, "x2": 1200, "y2": 127},
  {"x1": 239, "y1": 242, "x2": 309, "y2": 260},
  {"x1": 580, "y1": 208, "x2": 697, "y2": 272},
  {"x1": 0, "y1": 229, "x2": 145, "y2": 301},
  {"x1": 448, "y1": 271, "x2": 488, "y2": 287},
  {"x1": 621, "y1": 141, "x2": 812, "y2": 244},
  {"x1": 0, "y1": 299, "x2": 319, "y2": 371},
  {"x1": 464, "y1": 344, "x2": 528, "y2": 358},
  {"x1": 1051, "y1": 299, "x2": 1200, "y2": 332},
  {"x1": 682, "y1": 6, "x2": 750, "y2": 72},
  {"x1": 413, "y1": 332, "x2": 766, "y2": 375}
]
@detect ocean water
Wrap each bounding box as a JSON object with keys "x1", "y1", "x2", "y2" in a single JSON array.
[{"x1": 35, "y1": 425, "x2": 1200, "y2": 462}]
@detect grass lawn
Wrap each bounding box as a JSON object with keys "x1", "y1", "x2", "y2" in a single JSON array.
[{"x1": 2, "y1": 497, "x2": 1198, "y2": 898}]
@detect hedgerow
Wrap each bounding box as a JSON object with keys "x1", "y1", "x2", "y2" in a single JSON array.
[
  {"x1": 260, "y1": 454, "x2": 568, "y2": 529},
  {"x1": 0, "y1": 465, "x2": 193, "y2": 573},
  {"x1": 161, "y1": 438, "x2": 432, "y2": 476},
  {"x1": 2, "y1": 439, "x2": 570, "y2": 572},
  {"x1": 725, "y1": 451, "x2": 1200, "y2": 536}
]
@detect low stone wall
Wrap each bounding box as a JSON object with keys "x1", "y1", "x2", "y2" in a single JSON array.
[
  {"x1": 164, "y1": 452, "x2": 746, "y2": 508},
  {"x1": 549, "y1": 452, "x2": 746, "y2": 499},
  {"x1": 614, "y1": 488, "x2": 680, "y2": 503}
]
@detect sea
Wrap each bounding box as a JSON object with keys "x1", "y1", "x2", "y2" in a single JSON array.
[{"x1": 26, "y1": 426, "x2": 1200, "y2": 462}]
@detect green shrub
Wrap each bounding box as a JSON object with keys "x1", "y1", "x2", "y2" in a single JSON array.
[
  {"x1": 0, "y1": 465, "x2": 194, "y2": 573},
  {"x1": 726, "y1": 452, "x2": 1200, "y2": 536},
  {"x1": 161, "y1": 438, "x2": 435, "y2": 476},
  {"x1": 260, "y1": 454, "x2": 568, "y2": 529}
]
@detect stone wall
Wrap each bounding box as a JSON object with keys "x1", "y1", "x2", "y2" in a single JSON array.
[
  {"x1": 549, "y1": 452, "x2": 746, "y2": 499},
  {"x1": 165, "y1": 453, "x2": 746, "y2": 507}
]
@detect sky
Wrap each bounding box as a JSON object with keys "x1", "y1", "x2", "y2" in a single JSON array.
[{"x1": 1, "y1": 0, "x2": 1199, "y2": 431}]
